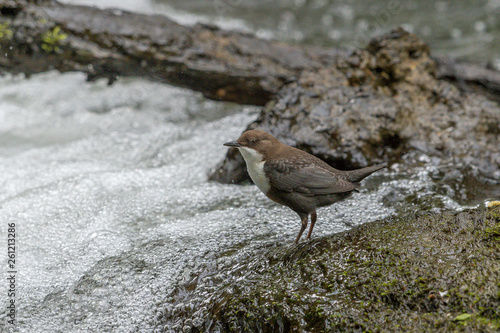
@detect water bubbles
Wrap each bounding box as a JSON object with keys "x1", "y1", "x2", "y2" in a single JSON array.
[
  {"x1": 328, "y1": 29, "x2": 342, "y2": 41},
  {"x1": 338, "y1": 4, "x2": 354, "y2": 21},
  {"x1": 487, "y1": 0, "x2": 500, "y2": 10},
  {"x1": 0, "y1": 71, "x2": 259, "y2": 332},
  {"x1": 435, "y1": 1, "x2": 449, "y2": 12},
  {"x1": 400, "y1": 24, "x2": 414, "y2": 34},
  {"x1": 321, "y1": 14, "x2": 333, "y2": 26},
  {"x1": 356, "y1": 19, "x2": 369, "y2": 32}
]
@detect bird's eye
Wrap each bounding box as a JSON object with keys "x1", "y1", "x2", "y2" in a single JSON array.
[{"x1": 250, "y1": 139, "x2": 257, "y2": 143}]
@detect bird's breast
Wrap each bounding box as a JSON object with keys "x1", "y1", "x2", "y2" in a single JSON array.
[
  {"x1": 246, "y1": 160, "x2": 271, "y2": 194},
  {"x1": 239, "y1": 147, "x2": 271, "y2": 194}
]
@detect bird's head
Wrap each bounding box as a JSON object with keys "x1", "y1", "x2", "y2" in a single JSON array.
[{"x1": 224, "y1": 129, "x2": 280, "y2": 161}]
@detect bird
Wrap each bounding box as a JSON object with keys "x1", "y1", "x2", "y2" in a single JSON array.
[{"x1": 224, "y1": 129, "x2": 386, "y2": 243}]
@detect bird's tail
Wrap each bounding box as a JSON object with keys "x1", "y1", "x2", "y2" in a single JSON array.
[{"x1": 344, "y1": 164, "x2": 386, "y2": 183}]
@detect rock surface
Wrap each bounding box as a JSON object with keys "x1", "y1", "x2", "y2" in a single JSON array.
[{"x1": 157, "y1": 205, "x2": 500, "y2": 332}]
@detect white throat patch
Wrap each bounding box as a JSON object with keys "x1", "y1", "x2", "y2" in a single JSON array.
[{"x1": 239, "y1": 147, "x2": 270, "y2": 193}]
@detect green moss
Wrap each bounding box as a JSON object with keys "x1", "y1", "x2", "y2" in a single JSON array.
[
  {"x1": 0, "y1": 22, "x2": 13, "y2": 40},
  {"x1": 161, "y1": 208, "x2": 500, "y2": 332},
  {"x1": 475, "y1": 316, "x2": 500, "y2": 330},
  {"x1": 484, "y1": 202, "x2": 500, "y2": 242},
  {"x1": 454, "y1": 313, "x2": 472, "y2": 321},
  {"x1": 41, "y1": 26, "x2": 67, "y2": 53}
]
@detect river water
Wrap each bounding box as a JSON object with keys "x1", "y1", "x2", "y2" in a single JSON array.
[
  {"x1": 0, "y1": 1, "x2": 497, "y2": 332},
  {"x1": 60, "y1": 0, "x2": 500, "y2": 64}
]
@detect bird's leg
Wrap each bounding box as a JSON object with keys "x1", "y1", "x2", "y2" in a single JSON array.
[
  {"x1": 295, "y1": 214, "x2": 308, "y2": 244},
  {"x1": 306, "y1": 211, "x2": 317, "y2": 239}
]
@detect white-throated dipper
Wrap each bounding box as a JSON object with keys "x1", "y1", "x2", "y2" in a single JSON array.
[{"x1": 224, "y1": 129, "x2": 386, "y2": 243}]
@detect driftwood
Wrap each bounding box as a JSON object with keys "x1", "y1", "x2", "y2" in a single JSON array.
[
  {"x1": 0, "y1": 0, "x2": 499, "y2": 105},
  {"x1": 0, "y1": 0, "x2": 342, "y2": 105}
]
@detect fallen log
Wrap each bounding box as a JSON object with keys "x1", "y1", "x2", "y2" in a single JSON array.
[
  {"x1": 0, "y1": 0, "x2": 341, "y2": 105},
  {"x1": 434, "y1": 56, "x2": 500, "y2": 101}
]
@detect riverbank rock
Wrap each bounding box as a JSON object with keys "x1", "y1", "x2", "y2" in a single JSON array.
[
  {"x1": 210, "y1": 29, "x2": 500, "y2": 204},
  {"x1": 157, "y1": 205, "x2": 500, "y2": 332}
]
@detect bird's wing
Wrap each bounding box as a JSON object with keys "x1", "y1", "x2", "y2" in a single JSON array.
[{"x1": 264, "y1": 159, "x2": 358, "y2": 195}]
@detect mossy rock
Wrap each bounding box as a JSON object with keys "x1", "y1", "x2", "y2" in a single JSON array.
[{"x1": 167, "y1": 208, "x2": 499, "y2": 332}]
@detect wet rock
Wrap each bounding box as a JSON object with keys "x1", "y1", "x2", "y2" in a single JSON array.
[
  {"x1": 158, "y1": 207, "x2": 500, "y2": 332},
  {"x1": 210, "y1": 29, "x2": 500, "y2": 204}
]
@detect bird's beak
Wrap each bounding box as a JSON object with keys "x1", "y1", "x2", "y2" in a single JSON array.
[{"x1": 223, "y1": 140, "x2": 241, "y2": 148}]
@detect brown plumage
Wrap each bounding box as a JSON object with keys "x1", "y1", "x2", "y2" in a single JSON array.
[{"x1": 224, "y1": 129, "x2": 386, "y2": 243}]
